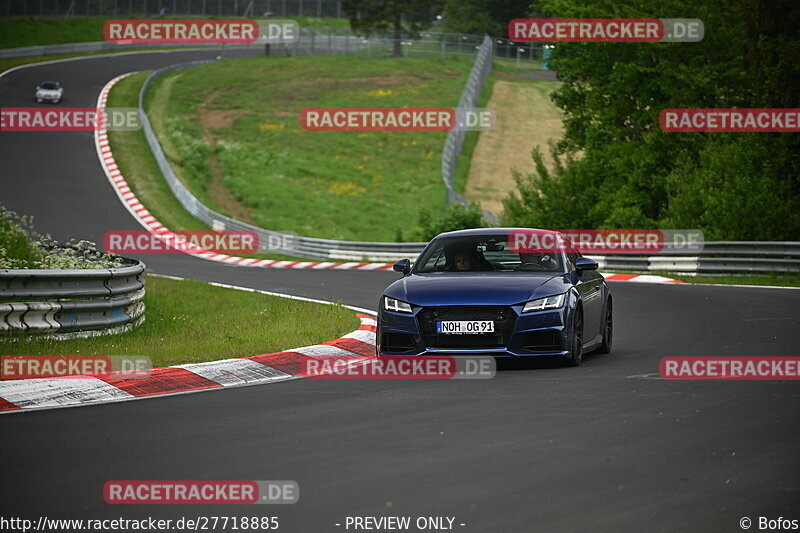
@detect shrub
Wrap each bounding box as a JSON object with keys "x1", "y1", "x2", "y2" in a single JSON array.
[
  {"x1": 412, "y1": 202, "x2": 489, "y2": 241},
  {"x1": 0, "y1": 204, "x2": 122, "y2": 270}
]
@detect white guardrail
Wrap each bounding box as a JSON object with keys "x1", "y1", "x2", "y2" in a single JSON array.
[
  {"x1": 0, "y1": 259, "x2": 146, "y2": 339},
  {"x1": 587, "y1": 242, "x2": 800, "y2": 275},
  {"x1": 441, "y1": 34, "x2": 493, "y2": 205}
]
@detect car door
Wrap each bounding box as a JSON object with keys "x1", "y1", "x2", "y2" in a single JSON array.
[{"x1": 568, "y1": 251, "x2": 603, "y2": 343}]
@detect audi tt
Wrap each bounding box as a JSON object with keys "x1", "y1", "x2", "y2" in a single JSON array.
[{"x1": 376, "y1": 228, "x2": 612, "y2": 365}]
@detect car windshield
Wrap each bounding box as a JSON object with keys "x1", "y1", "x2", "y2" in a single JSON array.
[
  {"x1": 414, "y1": 235, "x2": 564, "y2": 273},
  {"x1": 40, "y1": 82, "x2": 58, "y2": 90}
]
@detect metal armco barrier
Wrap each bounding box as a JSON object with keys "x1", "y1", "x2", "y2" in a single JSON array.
[
  {"x1": 587, "y1": 242, "x2": 800, "y2": 275},
  {"x1": 441, "y1": 35, "x2": 494, "y2": 205},
  {"x1": 0, "y1": 259, "x2": 146, "y2": 338}
]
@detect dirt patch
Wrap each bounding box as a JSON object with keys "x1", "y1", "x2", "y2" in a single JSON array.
[
  {"x1": 336, "y1": 75, "x2": 430, "y2": 85},
  {"x1": 270, "y1": 75, "x2": 442, "y2": 102},
  {"x1": 513, "y1": 70, "x2": 559, "y2": 81},
  {"x1": 465, "y1": 80, "x2": 563, "y2": 216},
  {"x1": 202, "y1": 108, "x2": 246, "y2": 130},
  {"x1": 198, "y1": 89, "x2": 257, "y2": 224},
  {"x1": 283, "y1": 75, "x2": 434, "y2": 88}
]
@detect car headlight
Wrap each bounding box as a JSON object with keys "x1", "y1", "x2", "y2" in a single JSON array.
[
  {"x1": 522, "y1": 293, "x2": 566, "y2": 312},
  {"x1": 384, "y1": 296, "x2": 413, "y2": 313}
]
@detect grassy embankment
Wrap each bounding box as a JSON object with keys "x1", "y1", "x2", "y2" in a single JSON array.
[{"x1": 150, "y1": 53, "x2": 475, "y2": 241}]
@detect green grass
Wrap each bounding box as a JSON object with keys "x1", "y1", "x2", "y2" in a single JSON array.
[
  {"x1": 106, "y1": 72, "x2": 324, "y2": 262},
  {"x1": 0, "y1": 17, "x2": 109, "y2": 48},
  {"x1": 150, "y1": 54, "x2": 475, "y2": 241},
  {"x1": 608, "y1": 270, "x2": 800, "y2": 287},
  {"x1": 108, "y1": 72, "x2": 210, "y2": 232},
  {"x1": 287, "y1": 17, "x2": 350, "y2": 29},
  {"x1": 0, "y1": 276, "x2": 360, "y2": 369},
  {"x1": 492, "y1": 57, "x2": 545, "y2": 72},
  {"x1": 0, "y1": 16, "x2": 351, "y2": 49}
]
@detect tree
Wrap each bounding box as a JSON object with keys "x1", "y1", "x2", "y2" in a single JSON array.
[
  {"x1": 502, "y1": 0, "x2": 800, "y2": 240},
  {"x1": 408, "y1": 202, "x2": 488, "y2": 241},
  {"x1": 341, "y1": 0, "x2": 444, "y2": 57},
  {"x1": 442, "y1": 0, "x2": 534, "y2": 38}
]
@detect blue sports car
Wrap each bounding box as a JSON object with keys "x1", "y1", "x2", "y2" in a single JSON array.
[{"x1": 377, "y1": 228, "x2": 612, "y2": 365}]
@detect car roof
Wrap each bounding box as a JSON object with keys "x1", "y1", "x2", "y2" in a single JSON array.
[
  {"x1": 435, "y1": 227, "x2": 562, "y2": 238},
  {"x1": 41, "y1": 81, "x2": 60, "y2": 85}
]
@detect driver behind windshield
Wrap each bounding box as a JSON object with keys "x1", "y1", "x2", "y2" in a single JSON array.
[
  {"x1": 517, "y1": 252, "x2": 560, "y2": 271},
  {"x1": 446, "y1": 245, "x2": 493, "y2": 272}
]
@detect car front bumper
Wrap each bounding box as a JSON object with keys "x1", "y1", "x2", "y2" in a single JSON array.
[{"x1": 377, "y1": 304, "x2": 573, "y2": 358}]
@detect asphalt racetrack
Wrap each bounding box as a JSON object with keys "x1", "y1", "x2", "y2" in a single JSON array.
[{"x1": 1, "y1": 49, "x2": 799, "y2": 532}]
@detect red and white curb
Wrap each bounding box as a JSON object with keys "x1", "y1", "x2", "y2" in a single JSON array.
[
  {"x1": 601, "y1": 273, "x2": 681, "y2": 283},
  {"x1": 0, "y1": 312, "x2": 376, "y2": 414},
  {"x1": 94, "y1": 74, "x2": 680, "y2": 283}
]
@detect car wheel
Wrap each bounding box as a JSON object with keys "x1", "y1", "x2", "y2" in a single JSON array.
[
  {"x1": 563, "y1": 307, "x2": 583, "y2": 366},
  {"x1": 597, "y1": 299, "x2": 613, "y2": 354}
]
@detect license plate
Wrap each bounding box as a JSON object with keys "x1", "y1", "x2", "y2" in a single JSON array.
[{"x1": 436, "y1": 320, "x2": 494, "y2": 334}]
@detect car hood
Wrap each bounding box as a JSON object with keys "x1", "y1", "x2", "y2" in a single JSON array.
[
  {"x1": 384, "y1": 272, "x2": 573, "y2": 307},
  {"x1": 37, "y1": 89, "x2": 60, "y2": 94}
]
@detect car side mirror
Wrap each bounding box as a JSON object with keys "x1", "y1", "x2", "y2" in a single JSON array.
[
  {"x1": 575, "y1": 257, "x2": 598, "y2": 272},
  {"x1": 393, "y1": 259, "x2": 411, "y2": 275}
]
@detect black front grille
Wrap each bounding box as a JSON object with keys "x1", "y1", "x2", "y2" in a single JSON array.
[{"x1": 417, "y1": 306, "x2": 516, "y2": 349}]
